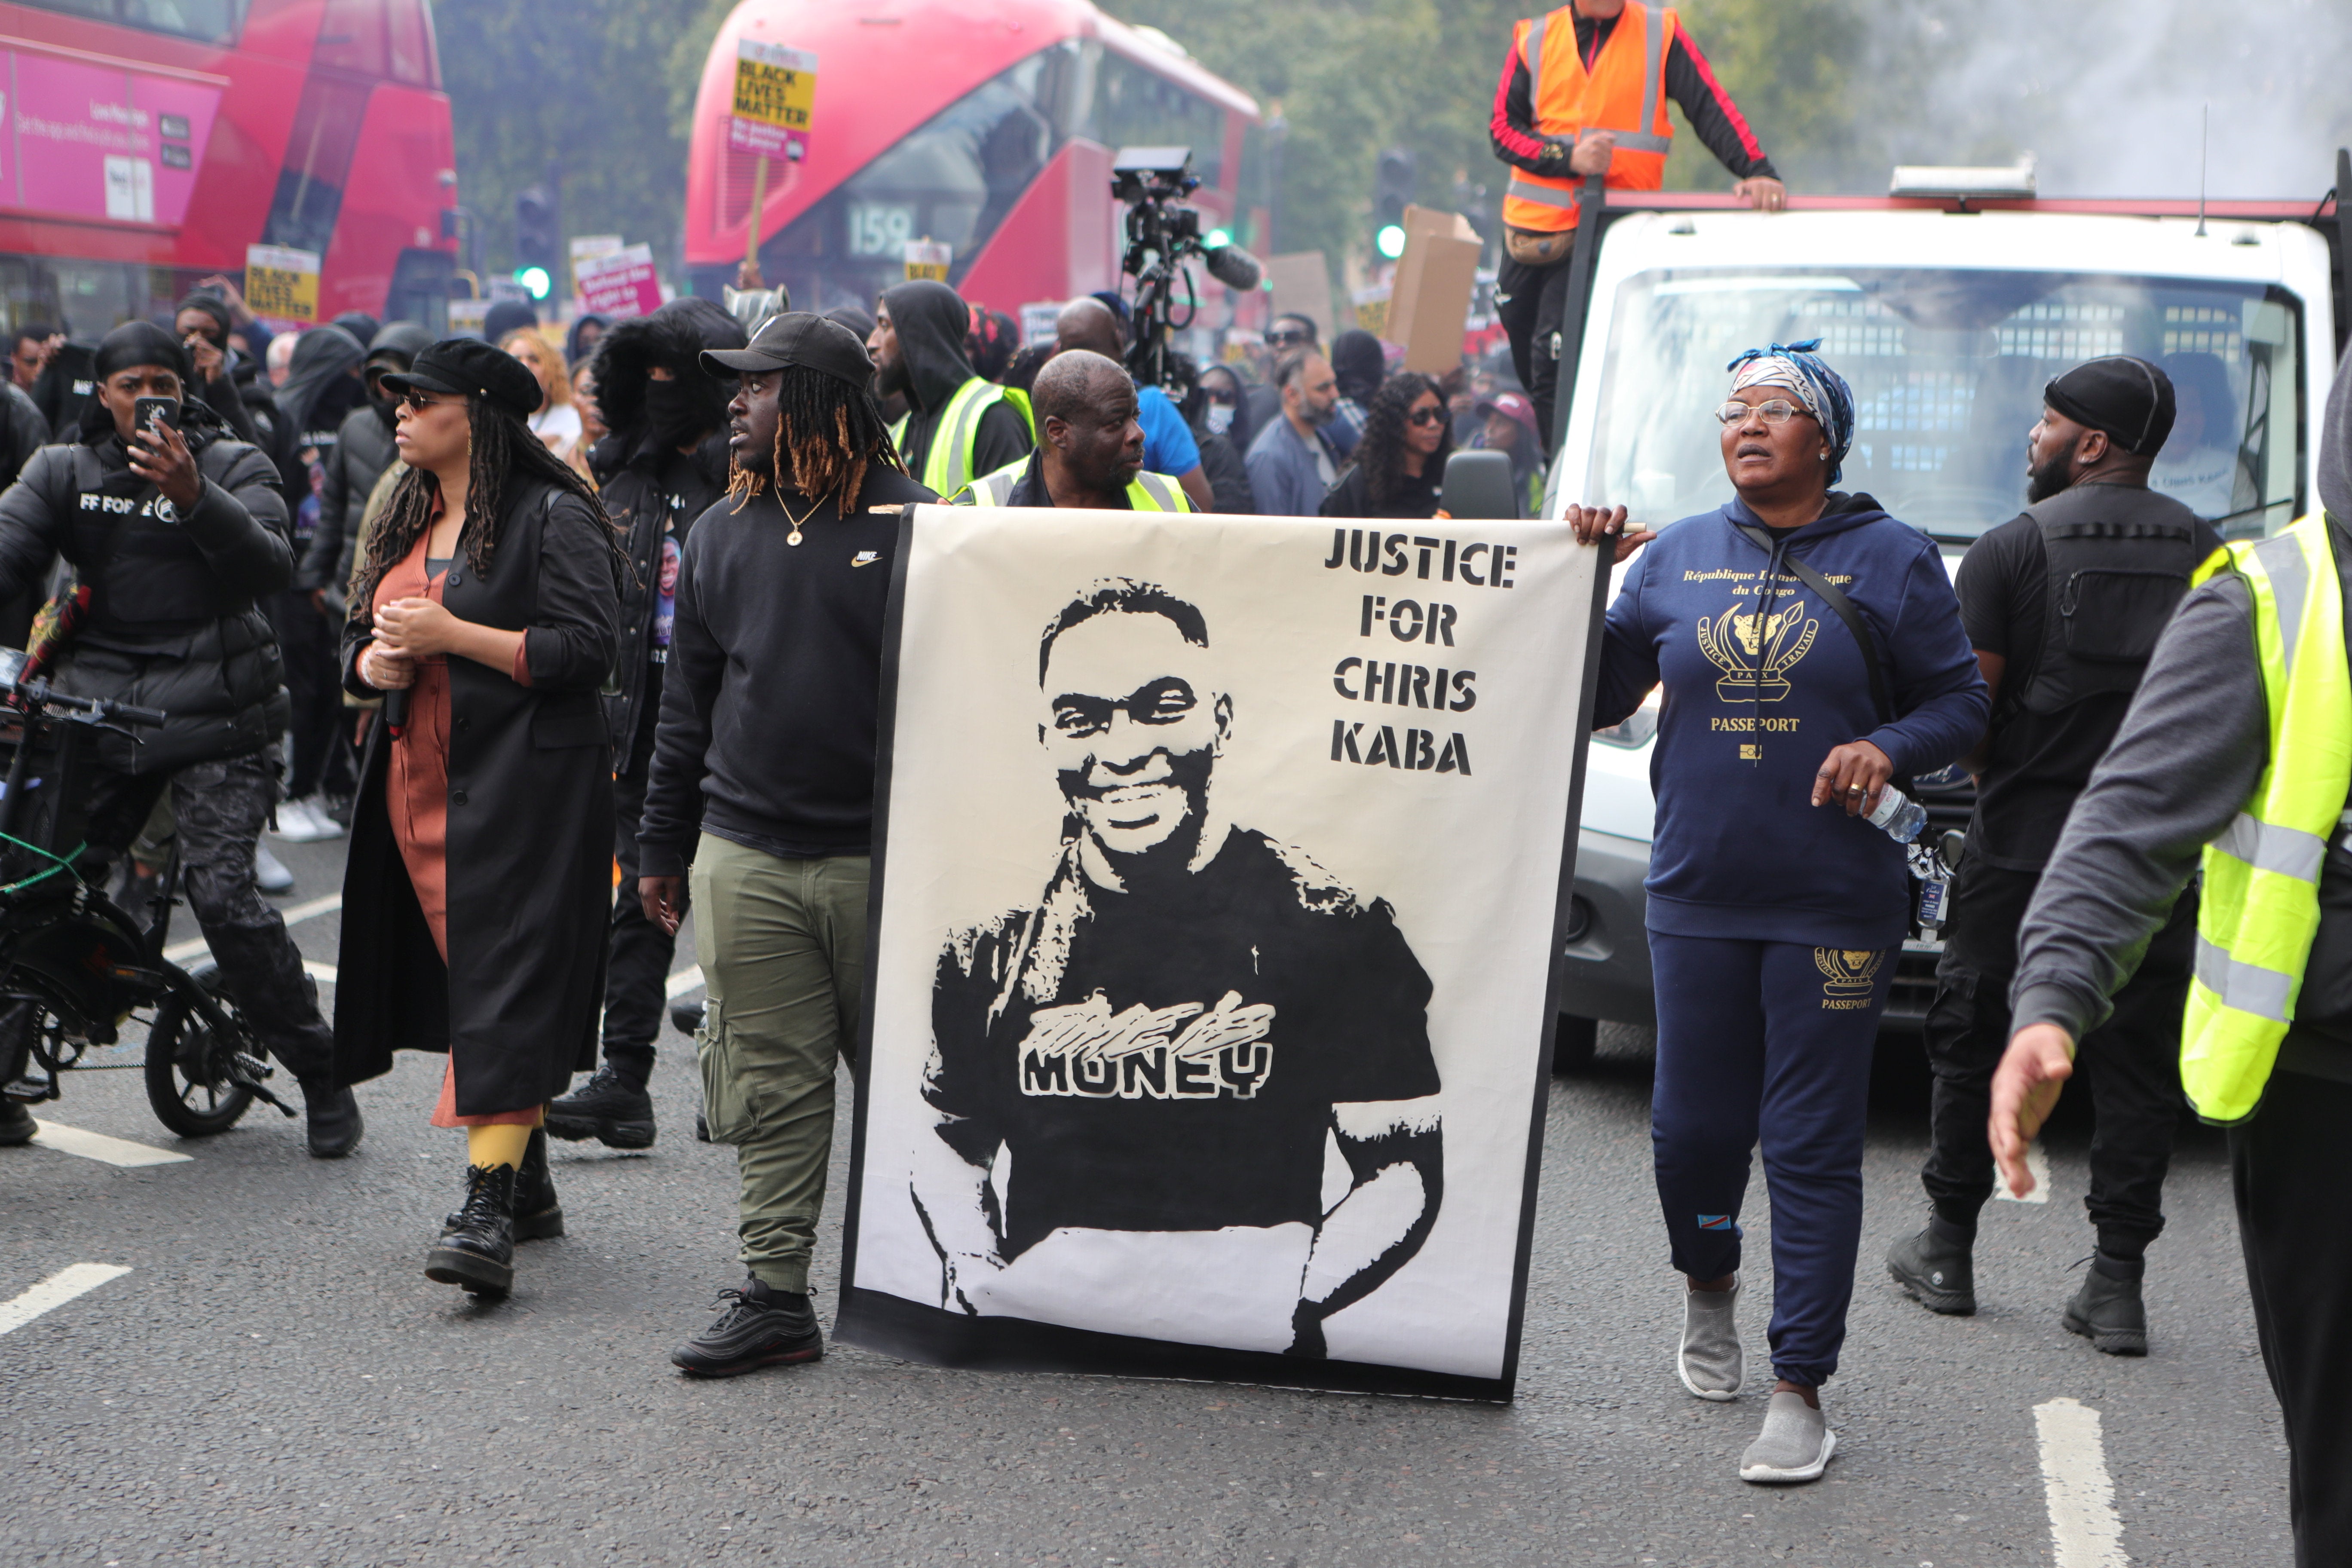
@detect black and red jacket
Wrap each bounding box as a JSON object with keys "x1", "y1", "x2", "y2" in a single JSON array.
[{"x1": 1489, "y1": 8, "x2": 1777, "y2": 184}]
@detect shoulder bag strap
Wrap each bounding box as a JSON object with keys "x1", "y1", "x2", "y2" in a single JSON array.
[{"x1": 1735, "y1": 523, "x2": 1893, "y2": 726}]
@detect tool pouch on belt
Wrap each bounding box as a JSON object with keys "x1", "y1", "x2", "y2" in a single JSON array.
[{"x1": 1504, "y1": 226, "x2": 1576, "y2": 266}]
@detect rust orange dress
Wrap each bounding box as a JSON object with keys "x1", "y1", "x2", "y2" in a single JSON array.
[{"x1": 371, "y1": 530, "x2": 539, "y2": 1130}]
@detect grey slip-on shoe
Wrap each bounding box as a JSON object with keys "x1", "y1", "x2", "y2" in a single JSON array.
[
  {"x1": 1739, "y1": 1390, "x2": 1838, "y2": 1484},
  {"x1": 1677, "y1": 1274, "x2": 1743, "y2": 1401}
]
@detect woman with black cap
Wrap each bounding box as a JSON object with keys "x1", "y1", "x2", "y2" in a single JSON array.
[
  {"x1": 331, "y1": 338, "x2": 621, "y2": 1300},
  {"x1": 0, "y1": 320, "x2": 359, "y2": 1157}
]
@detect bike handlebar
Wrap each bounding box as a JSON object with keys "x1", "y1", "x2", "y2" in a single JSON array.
[{"x1": 8, "y1": 679, "x2": 167, "y2": 729}]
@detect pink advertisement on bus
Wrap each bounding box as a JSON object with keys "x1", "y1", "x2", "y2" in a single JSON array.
[{"x1": 3, "y1": 48, "x2": 221, "y2": 227}]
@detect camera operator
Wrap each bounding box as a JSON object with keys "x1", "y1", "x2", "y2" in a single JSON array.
[{"x1": 0, "y1": 322, "x2": 360, "y2": 1158}]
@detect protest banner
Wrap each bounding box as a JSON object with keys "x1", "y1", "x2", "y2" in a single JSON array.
[
  {"x1": 729, "y1": 38, "x2": 817, "y2": 161},
  {"x1": 903, "y1": 239, "x2": 952, "y2": 282},
  {"x1": 834, "y1": 504, "x2": 1609, "y2": 1400},
  {"x1": 244, "y1": 244, "x2": 320, "y2": 325},
  {"x1": 574, "y1": 243, "x2": 663, "y2": 321}
]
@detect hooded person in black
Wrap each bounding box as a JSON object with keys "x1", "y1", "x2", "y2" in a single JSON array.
[
  {"x1": 0, "y1": 321, "x2": 359, "y2": 1157},
  {"x1": 544, "y1": 296, "x2": 747, "y2": 1148},
  {"x1": 869, "y1": 280, "x2": 1029, "y2": 495},
  {"x1": 304, "y1": 322, "x2": 432, "y2": 620},
  {"x1": 173, "y1": 288, "x2": 274, "y2": 450}
]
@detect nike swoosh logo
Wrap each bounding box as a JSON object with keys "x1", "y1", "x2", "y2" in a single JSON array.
[{"x1": 851, "y1": 551, "x2": 881, "y2": 567}]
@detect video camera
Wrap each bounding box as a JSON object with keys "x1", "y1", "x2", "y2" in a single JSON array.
[{"x1": 1111, "y1": 147, "x2": 1262, "y2": 392}]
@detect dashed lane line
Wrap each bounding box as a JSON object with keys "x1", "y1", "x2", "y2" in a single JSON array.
[
  {"x1": 0, "y1": 1264, "x2": 130, "y2": 1337},
  {"x1": 2035, "y1": 1397, "x2": 2128, "y2": 1568},
  {"x1": 164, "y1": 892, "x2": 343, "y2": 966},
  {"x1": 29, "y1": 1121, "x2": 193, "y2": 1167},
  {"x1": 667, "y1": 965, "x2": 704, "y2": 998},
  {"x1": 1997, "y1": 1140, "x2": 2052, "y2": 1204}
]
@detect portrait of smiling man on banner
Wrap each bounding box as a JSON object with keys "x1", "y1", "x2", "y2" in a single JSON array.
[{"x1": 909, "y1": 577, "x2": 1445, "y2": 1357}]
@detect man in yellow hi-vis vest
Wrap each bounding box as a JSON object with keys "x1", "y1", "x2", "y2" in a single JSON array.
[
  {"x1": 1487, "y1": 0, "x2": 1784, "y2": 450},
  {"x1": 1991, "y1": 355, "x2": 2352, "y2": 1567},
  {"x1": 872, "y1": 279, "x2": 1031, "y2": 497},
  {"x1": 952, "y1": 350, "x2": 1192, "y2": 514}
]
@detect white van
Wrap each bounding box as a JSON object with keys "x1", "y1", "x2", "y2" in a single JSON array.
[{"x1": 1548, "y1": 172, "x2": 2347, "y2": 1066}]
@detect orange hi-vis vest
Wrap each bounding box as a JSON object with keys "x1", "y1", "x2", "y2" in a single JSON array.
[{"x1": 1501, "y1": 1, "x2": 1678, "y2": 234}]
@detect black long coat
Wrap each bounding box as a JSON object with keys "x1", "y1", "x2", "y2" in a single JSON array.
[{"x1": 331, "y1": 479, "x2": 619, "y2": 1115}]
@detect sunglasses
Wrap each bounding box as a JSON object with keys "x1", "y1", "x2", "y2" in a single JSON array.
[
  {"x1": 1714, "y1": 398, "x2": 1814, "y2": 427},
  {"x1": 398, "y1": 389, "x2": 462, "y2": 413},
  {"x1": 1050, "y1": 677, "x2": 1198, "y2": 740},
  {"x1": 1406, "y1": 406, "x2": 1446, "y2": 428},
  {"x1": 1264, "y1": 328, "x2": 1311, "y2": 347}
]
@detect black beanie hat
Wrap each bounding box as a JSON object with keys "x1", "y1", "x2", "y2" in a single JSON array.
[
  {"x1": 94, "y1": 320, "x2": 192, "y2": 382},
  {"x1": 2043, "y1": 356, "x2": 2176, "y2": 458}
]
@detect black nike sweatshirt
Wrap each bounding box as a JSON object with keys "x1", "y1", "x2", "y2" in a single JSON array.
[{"x1": 634, "y1": 466, "x2": 936, "y2": 874}]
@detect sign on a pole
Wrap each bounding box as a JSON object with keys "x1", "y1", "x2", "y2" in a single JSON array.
[
  {"x1": 243, "y1": 244, "x2": 320, "y2": 325},
  {"x1": 729, "y1": 39, "x2": 817, "y2": 162},
  {"x1": 574, "y1": 242, "x2": 663, "y2": 321}
]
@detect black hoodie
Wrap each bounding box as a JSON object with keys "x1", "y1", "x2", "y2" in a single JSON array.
[
  {"x1": 879, "y1": 280, "x2": 1030, "y2": 484},
  {"x1": 304, "y1": 321, "x2": 432, "y2": 606},
  {"x1": 588, "y1": 297, "x2": 747, "y2": 767}
]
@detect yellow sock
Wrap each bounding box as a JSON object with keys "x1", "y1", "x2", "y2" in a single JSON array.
[{"x1": 465, "y1": 1118, "x2": 537, "y2": 1170}]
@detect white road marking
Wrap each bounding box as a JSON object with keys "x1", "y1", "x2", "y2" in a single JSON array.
[
  {"x1": 2034, "y1": 1398, "x2": 2128, "y2": 1568},
  {"x1": 165, "y1": 892, "x2": 343, "y2": 965},
  {"x1": 1997, "y1": 1141, "x2": 2051, "y2": 1204},
  {"x1": 303, "y1": 960, "x2": 337, "y2": 986},
  {"x1": 0, "y1": 1263, "x2": 130, "y2": 1337},
  {"x1": 666, "y1": 965, "x2": 704, "y2": 998},
  {"x1": 30, "y1": 1121, "x2": 193, "y2": 1167}
]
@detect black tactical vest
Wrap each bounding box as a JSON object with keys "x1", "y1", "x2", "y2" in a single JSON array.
[
  {"x1": 2015, "y1": 482, "x2": 2205, "y2": 715},
  {"x1": 64, "y1": 443, "x2": 256, "y2": 632}
]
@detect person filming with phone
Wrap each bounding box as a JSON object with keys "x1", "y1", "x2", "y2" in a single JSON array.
[{"x1": 0, "y1": 321, "x2": 358, "y2": 1157}]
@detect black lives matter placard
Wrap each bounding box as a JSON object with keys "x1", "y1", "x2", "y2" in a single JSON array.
[{"x1": 836, "y1": 504, "x2": 1606, "y2": 1400}]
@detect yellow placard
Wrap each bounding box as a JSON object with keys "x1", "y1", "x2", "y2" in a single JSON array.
[
  {"x1": 244, "y1": 243, "x2": 320, "y2": 325},
  {"x1": 732, "y1": 41, "x2": 816, "y2": 133},
  {"x1": 904, "y1": 239, "x2": 951, "y2": 282}
]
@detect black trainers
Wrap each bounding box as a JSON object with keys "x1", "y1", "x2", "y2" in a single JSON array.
[
  {"x1": 513, "y1": 1128, "x2": 564, "y2": 1242},
  {"x1": 2064, "y1": 1265, "x2": 2148, "y2": 1356},
  {"x1": 298, "y1": 1078, "x2": 364, "y2": 1159},
  {"x1": 545, "y1": 1065, "x2": 655, "y2": 1150},
  {"x1": 671, "y1": 1277, "x2": 823, "y2": 1377},
  {"x1": 425, "y1": 1164, "x2": 517, "y2": 1297},
  {"x1": 1886, "y1": 1225, "x2": 1976, "y2": 1315}
]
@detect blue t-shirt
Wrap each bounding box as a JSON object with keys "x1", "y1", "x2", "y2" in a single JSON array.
[{"x1": 1134, "y1": 385, "x2": 1199, "y2": 477}]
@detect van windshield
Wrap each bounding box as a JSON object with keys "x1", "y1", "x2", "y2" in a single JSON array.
[{"x1": 1584, "y1": 268, "x2": 2302, "y2": 542}]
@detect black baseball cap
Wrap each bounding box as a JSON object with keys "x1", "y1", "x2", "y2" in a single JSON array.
[
  {"x1": 2043, "y1": 356, "x2": 2176, "y2": 458},
  {"x1": 701, "y1": 311, "x2": 873, "y2": 389},
  {"x1": 380, "y1": 338, "x2": 544, "y2": 421}
]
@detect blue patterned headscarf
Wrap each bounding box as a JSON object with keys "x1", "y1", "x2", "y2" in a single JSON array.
[{"x1": 1725, "y1": 338, "x2": 1856, "y2": 485}]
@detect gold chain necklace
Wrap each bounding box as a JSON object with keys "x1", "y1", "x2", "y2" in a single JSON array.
[{"x1": 781, "y1": 494, "x2": 821, "y2": 546}]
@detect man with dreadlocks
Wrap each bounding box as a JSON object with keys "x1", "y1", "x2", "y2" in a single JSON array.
[
  {"x1": 0, "y1": 321, "x2": 358, "y2": 1155},
  {"x1": 633, "y1": 312, "x2": 934, "y2": 1375}
]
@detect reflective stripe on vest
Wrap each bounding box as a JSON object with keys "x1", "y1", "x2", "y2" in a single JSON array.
[
  {"x1": 1501, "y1": 2, "x2": 1676, "y2": 234},
  {"x1": 2179, "y1": 516, "x2": 2352, "y2": 1122},
  {"x1": 888, "y1": 377, "x2": 1008, "y2": 495},
  {"x1": 958, "y1": 458, "x2": 1192, "y2": 513}
]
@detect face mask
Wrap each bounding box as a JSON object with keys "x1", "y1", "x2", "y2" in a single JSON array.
[
  {"x1": 1204, "y1": 404, "x2": 1236, "y2": 436},
  {"x1": 643, "y1": 377, "x2": 707, "y2": 446}
]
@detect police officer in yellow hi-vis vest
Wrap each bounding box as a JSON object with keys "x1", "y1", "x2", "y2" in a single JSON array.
[
  {"x1": 1488, "y1": 0, "x2": 1784, "y2": 449},
  {"x1": 954, "y1": 350, "x2": 1192, "y2": 514},
  {"x1": 871, "y1": 278, "x2": 1032, "y2": 497},
  {"x1": 1992, "y1": 355, "x2": 2352, "y2": 1567}
]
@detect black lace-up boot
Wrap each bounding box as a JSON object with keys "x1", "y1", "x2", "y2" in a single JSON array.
[
  {"x1": 670, "y1": 1276, "x2": 822, "y2": 1377},
  {"x1": 512, "y1": 1128, "x2": 563, "y2": 1242},
  {"x1": 545, "y1": 1065, "x2": 655, "y2": 1149},
  {"x1": 425, "y1": 1164, "x2": 517, "y2": 1297}
]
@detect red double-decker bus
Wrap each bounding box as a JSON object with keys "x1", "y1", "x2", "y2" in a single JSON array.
[
  {"x1": 0, "y1": 0, "x2": 458, "y2": 340},
  {"x1": 683, "y1": 0, "x2": 1265, "y2": 339}
]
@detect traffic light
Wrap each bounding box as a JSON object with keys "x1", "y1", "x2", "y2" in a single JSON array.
[
  {"x1": 1373, "y1": 147, "x2": 1415, "y2": 260},
  {"x1": 513, "y1": 185, "x2": 559, "y2": 300}
]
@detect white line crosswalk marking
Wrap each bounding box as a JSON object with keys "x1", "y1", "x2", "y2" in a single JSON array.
[
  {"x1": 0, "y1": 1264, "x2": 131, "y2": 1337},
  {"x1": 1996, "y1": 1141, "x2": 2052, "y2": 1204},
  {"x1": 30, "y1": 1120, "x2": 193, "y2": 1167},
  {"x1": 2035, "y1": 1397, "x2": 2128, "y2": 1568},
  {"x1": 164, "y1": 892, "x2": 343, "y2": 965}
]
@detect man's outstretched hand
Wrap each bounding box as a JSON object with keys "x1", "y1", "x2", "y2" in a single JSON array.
[{"x1": 1989, "y1": 1023, "x2": 2075, "y2": 1198}]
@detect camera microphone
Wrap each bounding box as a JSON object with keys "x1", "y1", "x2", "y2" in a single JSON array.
[{"x1": 1204, "y1": 242, "x2": 1262, "y2": 293}]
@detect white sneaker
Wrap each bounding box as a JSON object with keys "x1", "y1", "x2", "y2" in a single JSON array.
[
  {"x1": 254, "y1": 843, "x2": 296, "y2": 894},
  {"x1": 271, "y1": 796, "x2": 342, "y2": 843}
]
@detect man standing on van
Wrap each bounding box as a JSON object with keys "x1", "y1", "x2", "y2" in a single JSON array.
[
  {"x1": 1488, "y1": 0, "x2": 1785, "y2": 450},
  {"x1": 1888, "y1": 357, "x2": 2220, "y2": 1353}
]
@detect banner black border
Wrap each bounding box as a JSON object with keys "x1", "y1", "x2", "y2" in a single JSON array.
[{"x1": 833, "y1": 506, "x2": 1612, "y2": 1406}]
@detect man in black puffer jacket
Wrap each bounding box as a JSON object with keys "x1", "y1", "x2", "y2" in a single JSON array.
[
  {"x1": 545, "y1": 297, "x2": 744, "y2": 1149},
  {"x1": 0, "y1": 322, "x2": 359, "y2": 1157}
]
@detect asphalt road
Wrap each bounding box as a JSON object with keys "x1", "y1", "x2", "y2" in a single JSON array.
[{"x1": 2, "y1": 830, "x2": 2293, "y2": 1566}]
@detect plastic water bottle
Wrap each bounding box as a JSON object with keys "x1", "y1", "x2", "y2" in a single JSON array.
[{"x1": 1865, "y1": 785, "x2": 1929, "y2": 844}]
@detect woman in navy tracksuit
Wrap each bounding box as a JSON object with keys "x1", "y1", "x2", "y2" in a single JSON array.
[{"x1": 1574, "y1": 342, "x2": 1987, "y2": 1485}]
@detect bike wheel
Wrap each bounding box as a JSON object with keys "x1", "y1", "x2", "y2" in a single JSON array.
[{"x1": 144, "y1": 968, "x2": 256, "y2": 1137}]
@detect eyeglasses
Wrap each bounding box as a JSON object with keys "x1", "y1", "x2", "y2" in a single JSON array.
[
  {"x1": 1714, "y1": 399, "x2": 1813, "y2": 427},
  {"x1": 1406, "y1": 406, "x2": 1446, "y2": 428},
  {"x1": 1264, "y1": 328, "x2": 1311, "y2": 348}
]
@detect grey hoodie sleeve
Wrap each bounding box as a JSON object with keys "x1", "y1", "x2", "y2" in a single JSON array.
[{"x1": 2008, "y1": 573, "x2": 2268, "y2": 1041}]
